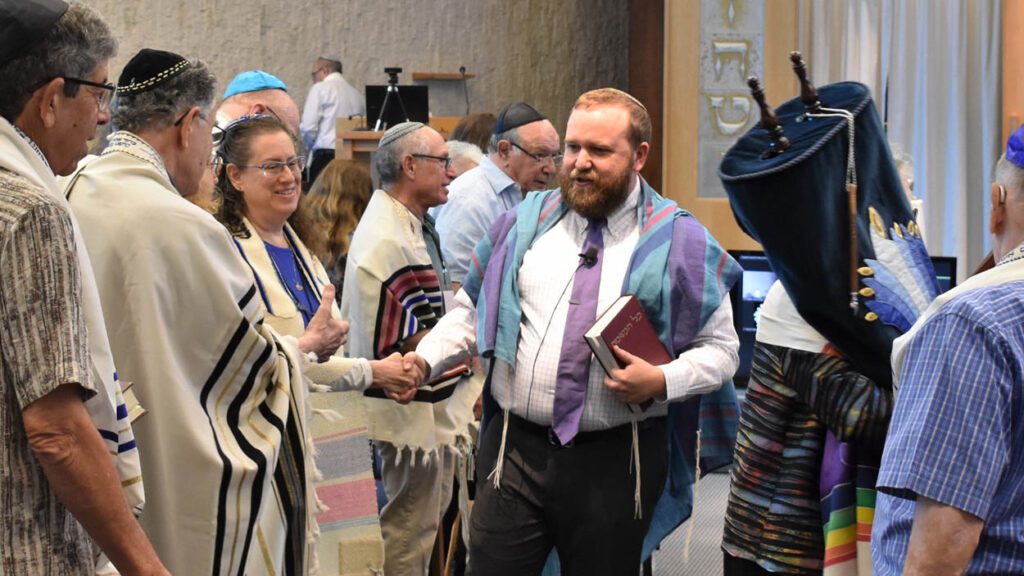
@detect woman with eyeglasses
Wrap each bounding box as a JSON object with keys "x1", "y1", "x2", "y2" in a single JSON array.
[{"x1": 213, "y1": 115, "x2": 417, "y2": 574}]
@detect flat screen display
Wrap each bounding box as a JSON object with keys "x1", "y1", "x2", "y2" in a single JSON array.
[
  {"x1": 365, "y1": 85, "x2": 429, "y2": 129},
  {"x1": 727, "y1": 251, "x2": 957, "y2": 387}
]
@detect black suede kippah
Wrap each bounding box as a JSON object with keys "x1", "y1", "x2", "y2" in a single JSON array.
[
  {"x1": 0, "y1": 0, "x2": 68, "y2": 62},
  {"x1": 493, "y1": 101, "x2": 545, "y2": 134},
  {"x1": 116, "y1": 48, "x2": 190, "y2": 95}
]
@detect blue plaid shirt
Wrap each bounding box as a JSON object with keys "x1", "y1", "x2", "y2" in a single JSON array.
[{"x1": 872, "y1": 280, "x2": 1024, "y2": 575}]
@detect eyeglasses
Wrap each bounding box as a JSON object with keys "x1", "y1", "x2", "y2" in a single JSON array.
[
  {"x1": 173, "y1": 108, "x2": 209, "y2": 127},
  {"x1": 61, "y1": 76, "x2": 115, "y2": 110},
  {"x1": 412, "y1": 153, "x2": 453, "y2": 171},
  {"x1": 509, "y1": 141, "x2": 562, "y2": 165},
  {"x1": 236, "y1": 156, "x2": 305, "y2": 178},
  {"x1": 310, "y1": 66, "x2": 327, "y2": 81},
  {"x1": 211, "y1": 113, "x2": 276, "y2": 146}
]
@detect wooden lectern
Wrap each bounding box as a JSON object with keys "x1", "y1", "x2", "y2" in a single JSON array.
[{"x1": 334, "y1": 116, "x2": 463, "y2": 165}]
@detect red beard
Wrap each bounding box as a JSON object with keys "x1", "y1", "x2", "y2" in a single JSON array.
[{"x1": 558, "y1": 164, "x2": 632, "y2": 220}]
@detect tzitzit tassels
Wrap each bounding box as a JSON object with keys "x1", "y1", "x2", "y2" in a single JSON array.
[
  {"x1": 629, "y1": 418, "x2": 642, "y2": 519},
  {"x1": 486, "y1": 408, "x2": 512, "y2": 489}
]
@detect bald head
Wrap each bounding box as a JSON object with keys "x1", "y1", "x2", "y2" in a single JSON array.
[{"x1": 217, "y1": 89, "x2": 300, "y2": 136}]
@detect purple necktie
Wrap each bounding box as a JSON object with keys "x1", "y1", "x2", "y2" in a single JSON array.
[{"x1": 552, "y1": 217, "x2": 605, "y2": 445}]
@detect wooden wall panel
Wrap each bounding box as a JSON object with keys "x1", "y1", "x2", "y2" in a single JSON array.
[
  {"x1": 629, "y1": 0, "x2": 666, "y2": 191},
  {"x1": 663, "y1": 0, "x2": 799, "y2": 250}
]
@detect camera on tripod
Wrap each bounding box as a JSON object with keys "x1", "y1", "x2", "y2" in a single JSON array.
[
  {"x1": 374, "y1": 67, "x2": 409, "y2": 131},
  {"x1": 384, "y1": 67, "x2": 403, "y2": 84}
]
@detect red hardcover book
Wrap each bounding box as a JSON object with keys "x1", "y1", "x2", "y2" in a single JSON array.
[{"x1": 584, "y1": 294, "x2": 673, "y2": 376}]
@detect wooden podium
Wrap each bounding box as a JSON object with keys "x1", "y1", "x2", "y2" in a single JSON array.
[
  {"x1": 336, "y1": 129, "x2": 383, "y2": 163},
  {"x1": 335, "y1": 116, "x2": 463, "y2": 164}
]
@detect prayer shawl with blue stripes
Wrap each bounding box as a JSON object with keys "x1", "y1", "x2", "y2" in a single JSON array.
[
  {"x1": 66, "y1": 133, "x2": 321, "y2": 576},
  {"x1": 461, "y1": 180, "x2": 742, "y2": 559},
  {"x1": 0, "y1": 118, "x2": 145, "y2": 576}
]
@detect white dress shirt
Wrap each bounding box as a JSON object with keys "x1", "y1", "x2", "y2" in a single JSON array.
[
  {"x1": 418, "y1": 180, "x2": 739, "y2": 430},
  {"x1": 300, "y1": 72, "x2": 365, "y2": 152}
]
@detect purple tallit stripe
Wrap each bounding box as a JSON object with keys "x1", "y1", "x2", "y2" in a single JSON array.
[{"x1": 670, "y1": 217, "x2": 709, "y2": 352}]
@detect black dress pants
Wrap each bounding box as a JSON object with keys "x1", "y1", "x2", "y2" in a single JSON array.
[{"x1": 467, "y1": 412, "x2": 667, "y2": 576}]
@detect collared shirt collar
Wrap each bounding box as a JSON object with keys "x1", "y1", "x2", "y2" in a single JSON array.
[
  {"x1": 568, "y1": 177, "x2": 641, "y2": 242},
  {"x1": 480, "y1": 156, "x2": 520, "y2": 198},
  {"x1": 11, "y1": 124, "x2": 51, "y2": 173}
]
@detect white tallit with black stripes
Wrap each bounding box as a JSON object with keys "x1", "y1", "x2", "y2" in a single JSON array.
[{"x1": 64, "y1": 131, "x2": 320, "y2": 576}]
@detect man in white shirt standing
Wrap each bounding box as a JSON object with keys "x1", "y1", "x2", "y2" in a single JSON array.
[
  {"x1": 416, "y1": 88, "x2": 741, "y2": 575},
  {"x1": 301, "y1": 57, "x2": 365, "y2": 186}
]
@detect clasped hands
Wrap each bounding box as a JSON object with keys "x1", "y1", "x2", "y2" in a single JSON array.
[
  {"x1": 369, "y1": 352, "x2": 429, "y2": 404},
  {"x1": 296, "y1": 286, "x2": 428, "y2": 405}
]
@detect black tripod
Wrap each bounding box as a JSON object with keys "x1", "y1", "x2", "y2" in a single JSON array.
[{"x1": 374, "y1": 67, "x2": 410, "y2": 131}]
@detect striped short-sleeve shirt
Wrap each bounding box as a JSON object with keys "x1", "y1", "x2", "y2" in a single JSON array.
[
  {"x1": 0, "y1": 168, "x2": 96, "y2": 575},
  {"x1": 872, "y1": 281, "x2": 1024, "y2": 575}
]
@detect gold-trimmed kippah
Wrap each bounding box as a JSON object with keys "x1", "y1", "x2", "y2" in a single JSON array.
[{"x1": 116, "y1": 48, "x2": 191, "y2": 95}]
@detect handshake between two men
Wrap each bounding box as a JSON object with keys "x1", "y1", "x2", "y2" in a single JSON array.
[{"x1": 297, "y1": 284, "x2": 431, "y2": 404}]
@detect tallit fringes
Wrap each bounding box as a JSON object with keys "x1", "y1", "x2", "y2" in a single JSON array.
[
  {"x1": 486, "y1": 408, "x2": 511, "y2": 490},
  {"x1": 630, "y1": 419, "x2": 642, "y2": 520},
  {"x1": 311, "y1": 407, "x2": 343, "y2": 422},
  {"x1": 683, "y1": 429, "x2": 703, "y2": 561}
]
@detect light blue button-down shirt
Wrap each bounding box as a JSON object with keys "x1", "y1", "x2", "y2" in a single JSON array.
[
  {"x1": 433, "y1": 156, "x2": 522, "y2": 284},
  {"x1": 872, "y1": 278, "x2": 1024, "y2": 575}
]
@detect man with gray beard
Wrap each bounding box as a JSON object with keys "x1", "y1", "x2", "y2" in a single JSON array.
[{"x1": 416, "y1": 88, "x2": 741, "y2": 575}]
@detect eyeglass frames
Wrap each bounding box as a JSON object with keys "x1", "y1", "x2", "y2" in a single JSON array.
[
  {"x1": 509, "y1": 141, "x2": 562, "y2": 165},
  {"x1": 61, "y1": 76, "x2": 116, "y2": 110},
  {"x1": 173, "y1": 108, "x2": 210, "y2": 127},
  {"x1": 235, "y1": 156, "x2": 305, "y2": 178},
  {"x1": 411, "y1": 153, "x2": 453, "y2": 171}
]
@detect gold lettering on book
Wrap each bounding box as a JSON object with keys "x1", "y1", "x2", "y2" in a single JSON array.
[{"x1": 610, "y1": 312, "x2": 643, "y2": 347}]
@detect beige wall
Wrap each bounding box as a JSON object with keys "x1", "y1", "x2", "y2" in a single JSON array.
[{"x1": 85, "y1": 0, "x2": 629, "y2": 136}]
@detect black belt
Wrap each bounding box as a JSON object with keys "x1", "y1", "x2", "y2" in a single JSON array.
[{"x1": 506, "y1": 412, "x2": 664, "y2": 448}]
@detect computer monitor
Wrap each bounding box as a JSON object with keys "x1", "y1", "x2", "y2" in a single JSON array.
[
  {"x1": 365, "y1": 85, "x2": 429, "y2": 130},
  {"x1": 728, "y1": 251, "x2": 957, "y2": 387},
  {"x1": 930, "y1": 256, "x2": 957, "y2": 294},
  {"x1": 728, "y1": 251, "x2": 777, "y2": 388}
]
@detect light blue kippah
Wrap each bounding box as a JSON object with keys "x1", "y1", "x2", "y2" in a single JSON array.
[
  {"x1": 379, "y1": 121, "x2": 426, "y2": 148},
  {"x1": 223, "y1": 70, "x2": 287, "y2": 100},
  {"x1": 1007, "y1": 124, "x2": 1024, "y2": 170}
]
